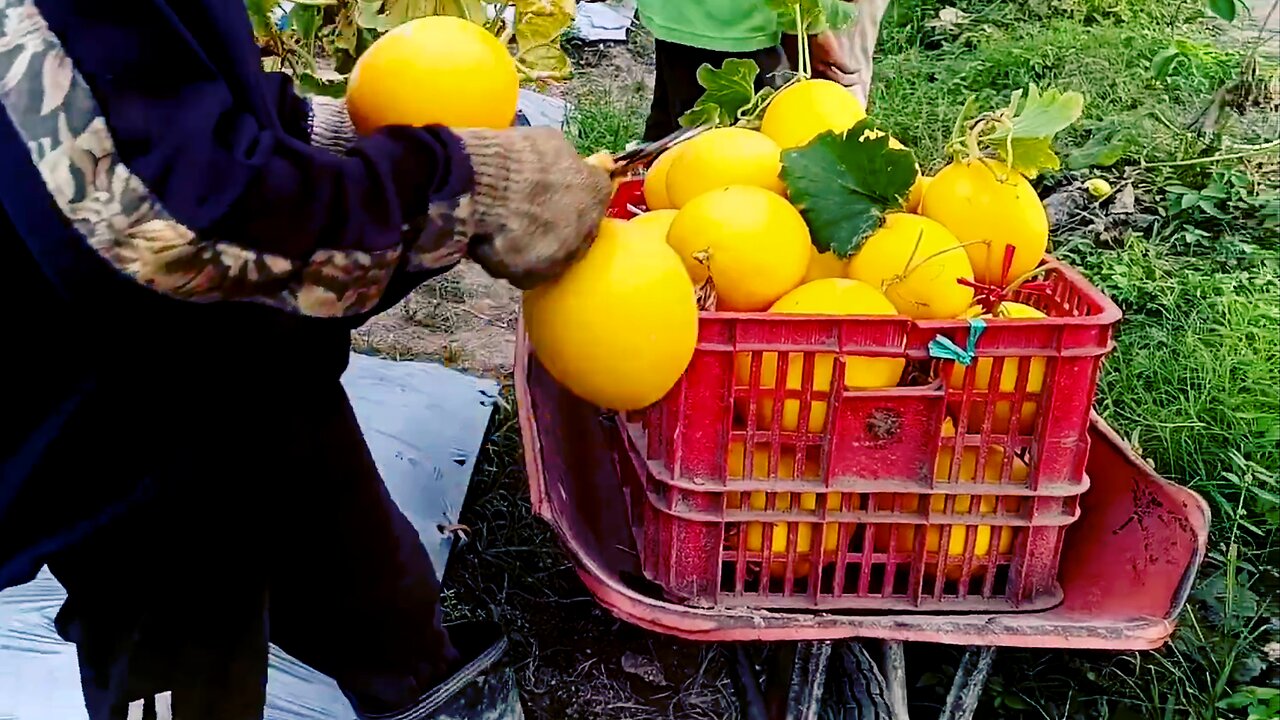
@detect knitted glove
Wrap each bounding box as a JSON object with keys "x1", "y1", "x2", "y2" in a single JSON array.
[
  {"x1": 308, "y1": 100, "x2": 610, "y2": 290},
  {"x1": 309, "y1": 96, "x2": 359, "y2": 153},
  {"x1": 447, "y1": 128, "x2": 612, "y2": 290}
]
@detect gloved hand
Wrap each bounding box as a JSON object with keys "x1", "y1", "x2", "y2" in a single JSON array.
[
  {"x1": 450, "y1": 128, "x2": 612, "y2": 290},
  {"x1": 308, "y1": 98, "x2": 611, "y2": 290}
]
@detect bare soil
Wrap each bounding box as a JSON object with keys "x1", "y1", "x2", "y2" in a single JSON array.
[
  {"x1": 437, "y1": 401, "x2": 743, "y2": 720},
  {"x1": 353, "y1": 260, "x2": 522, "y2": 377}
]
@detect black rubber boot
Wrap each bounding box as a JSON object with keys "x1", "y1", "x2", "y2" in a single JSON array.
[{"x1": 360, "y1": 621, "x2": 524, "y2": 720}]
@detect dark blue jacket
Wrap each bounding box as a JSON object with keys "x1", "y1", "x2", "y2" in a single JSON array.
[{"x1": 0, "y1": 0, "x2": 476, "y2": 589}]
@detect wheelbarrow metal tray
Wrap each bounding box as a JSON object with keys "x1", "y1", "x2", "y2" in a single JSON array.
[{"x1": 516, "y1": 330, "x2": 1209, "y2": 651}]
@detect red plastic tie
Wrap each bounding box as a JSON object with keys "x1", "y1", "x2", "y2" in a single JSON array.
[{"x1": 955, "y1": 245, "x2": 1052, "y2": 313}]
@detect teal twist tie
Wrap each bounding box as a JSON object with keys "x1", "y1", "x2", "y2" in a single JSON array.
[{"x1": 928, "y1": 318, "x2": 987, "y2": 366}]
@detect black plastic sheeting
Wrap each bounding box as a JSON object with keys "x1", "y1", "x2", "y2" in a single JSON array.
[{"x1": 0, "y1": 353, "x2": 500, "y2": 719}]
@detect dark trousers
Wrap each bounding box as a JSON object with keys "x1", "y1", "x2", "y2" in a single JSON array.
[
  {"x1": 643, "y1": 38, "x2": 787, "y2": 142},
  {"x1": 45, "y1": 381, "x2": 458, "y2": 720}
]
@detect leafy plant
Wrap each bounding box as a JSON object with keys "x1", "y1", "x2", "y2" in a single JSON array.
[
  {"x1": 678, "y1": 59, "x2": 764, "y2": 128},
  {"x1": 767, "y1": 0, "x2": 855, "y2": 34},
  {"x1": 1205, "y1": 0, "x2": 1241, "y2": 22},
  {"x1": 946, "y1": 85, "x2": 1086, "y2": 177},
  {"x1": 1152, "y1": 38, "x2": 1237, "y2": 84},
  {"x1": 677, "y1": 1, "x2": 856, "y2": 129},
  {"x1": 1067, "y1": 114, "x2": 1144, "y2": 169},
  {"x1": 1220, "y1": 687, "x2": 1280, "y2": 720},
  {"x1": 244, "y1": 0, "x2": 577, "y2": 96},
  {"x1": 1161, "y1": 167, "x2": 1280, "y2": 254}
]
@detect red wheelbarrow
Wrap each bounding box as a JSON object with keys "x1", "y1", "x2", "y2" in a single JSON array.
[{"x1": 513, "y1": 321, "x2": 1210, "y2": 719}]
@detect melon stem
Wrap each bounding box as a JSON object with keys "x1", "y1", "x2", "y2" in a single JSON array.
[
  {"x1": 1001, "y1": 262, "x2": 1054, "y2": 295},
  {"x1": 513, "y1": 59, "x2": 560, "y2": 82},
  {"x1": 795, "y1": 5, "x2": 812, "y2": 78},
  {"x1": 886, "y1": 240, "x2": 988, "y2": 289}
]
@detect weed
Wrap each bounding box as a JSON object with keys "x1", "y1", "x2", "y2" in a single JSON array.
[
  {"x1": 874, "y1": 0, "x2": 1247, "y2": 169},
  {"x1": 566, "y1": 88, "x2": 647, "y2": 155}
]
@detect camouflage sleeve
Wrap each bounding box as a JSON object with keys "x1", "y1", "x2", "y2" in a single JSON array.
[{"x1": 0, "y1": 0, "x2": 473, "y2": 319}]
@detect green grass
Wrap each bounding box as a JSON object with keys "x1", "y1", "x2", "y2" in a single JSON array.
[
  {"x1": 1056, "y1": 234, "x2": 1279, "y2": 718},
  {"x1": 566, "y1": 89, "x2": 647, "y2": 155},
  {"x1": 872, "y1": 0, "x2": 1250, "y2": 170},
  {"x1": 867, "y1": 1, "x2": 1279, "y2": 716}
]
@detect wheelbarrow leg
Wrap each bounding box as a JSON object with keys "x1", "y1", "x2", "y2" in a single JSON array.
[
  {"x1": 736, "y1": 641, "x2": 833, "y2": 720},
  {"x1": 881, "y1": 640, "x2": 910, "y2": 720},
  {"x1": 736, "y1": 641, "x2": 892, "y2": 719},
  {"x1": 938, "y1": 646, "x2": 996, "y2": 720},
  {"x1": 733, "y1": 645, "x2": 770, "y2": 720},
  {"x1": 784, "y1": 641, "x2": 834, "y2": 720}
]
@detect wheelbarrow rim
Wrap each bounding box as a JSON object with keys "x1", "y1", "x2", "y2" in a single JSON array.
[{"x1": 513, "y1": 318, "x2": 1211, "y2": 650}]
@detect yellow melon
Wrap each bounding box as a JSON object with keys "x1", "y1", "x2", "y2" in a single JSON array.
[
  {"x1": 802, "y1": 247, "x2": 849, "y2": 283},
  {"x1": 921, "y1": 159, "x2": 1049, "y2": 286},
  {"x1": 950, "y1": 301, "x2": 1048, "y2": 434},
  {"x1": 875, "y1": 419, "x2": 1025, "y2": 581},
  {"x1": 666, "y1": 185, "x2": 810, "y2": 312},
  {"x1": 642, "y1": 146, "x2": 683, "y2": 210},
  {"x1": 724, "y1": 440, "x2": 851, "y2": 579},
  {"x1": 664, "y1": 128, "x2": 785, "y2": 208},
  {"x1": 760, "y1": 78, "x2": 867, "y2": 149},
  {"x1": 627, "y1": 208, "x2": 679, "y2": 241},
  {"x1": 346, "y1": 16, "x2": 518, "y2": 134},
  {"x1": 847, "y1": 213, "x2": 975, "y2": 320},
  {"x1": 523, "y1": 219, "x2": 697, "y2": 411}
]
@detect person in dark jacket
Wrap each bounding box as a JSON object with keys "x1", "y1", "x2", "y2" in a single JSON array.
[{"x1": 0, "y1": 1, "x2": 611, "y2": 718}]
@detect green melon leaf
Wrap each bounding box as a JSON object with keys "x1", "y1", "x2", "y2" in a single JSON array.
[
  {"x1": 767, "y1": 0, "x2": 855, "y2": 34},
  {"x1": 245, "y1": 0, "x2": 281, "y2": 36},
  {"x1": 354, "y1": 0, "x2": 391, "y2": 30},
  {"x1": 1207, "y1": 0, "x2": 1237, "y2": 22},
  {"x1": 678, "y1": 59, "x2": 760, "y2": 128},
  {"x1": 781, "y1": 118, "x2": 919, "y2": 259},
  {"x1": 297, "y1": 71, "x2": 347, "y2": 98},
  {"x1": 290, "y1": 3, "x2": 324, "y2": 58}
]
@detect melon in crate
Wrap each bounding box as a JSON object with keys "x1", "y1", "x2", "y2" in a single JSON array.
[
  {"x1": 950, "y1": 301, "x2": 1049, "y2": 434},
  {"x1": 734, "y1": 278, "x2": 905, "y2": 433},
  {"x1": 724, "y1": 441, "x2": 851, "y2": 580},
  {"x1": 874, "y1": 419, "x2": 1026, "y2": 581}
]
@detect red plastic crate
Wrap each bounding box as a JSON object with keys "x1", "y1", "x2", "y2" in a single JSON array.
[{"x1": 604, "y1": 180, "x2": 1122, "y2": 612}]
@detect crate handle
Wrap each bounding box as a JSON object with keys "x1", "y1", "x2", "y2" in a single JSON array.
[{"x1": 928, "y1": 318, "x2": 987, "y2": 366}]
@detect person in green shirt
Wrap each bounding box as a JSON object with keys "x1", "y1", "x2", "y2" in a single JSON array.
[{"x1": 637, "y1": 0, "x2": 888, "y2": 141}]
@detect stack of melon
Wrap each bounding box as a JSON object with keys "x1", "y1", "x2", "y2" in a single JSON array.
[
  {"x1": 529, "y1": 76, "x2": 1052, "y2": 411},
  {"x1": 550, "y1": 78, "x2": 1055, "y2": 582}
]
